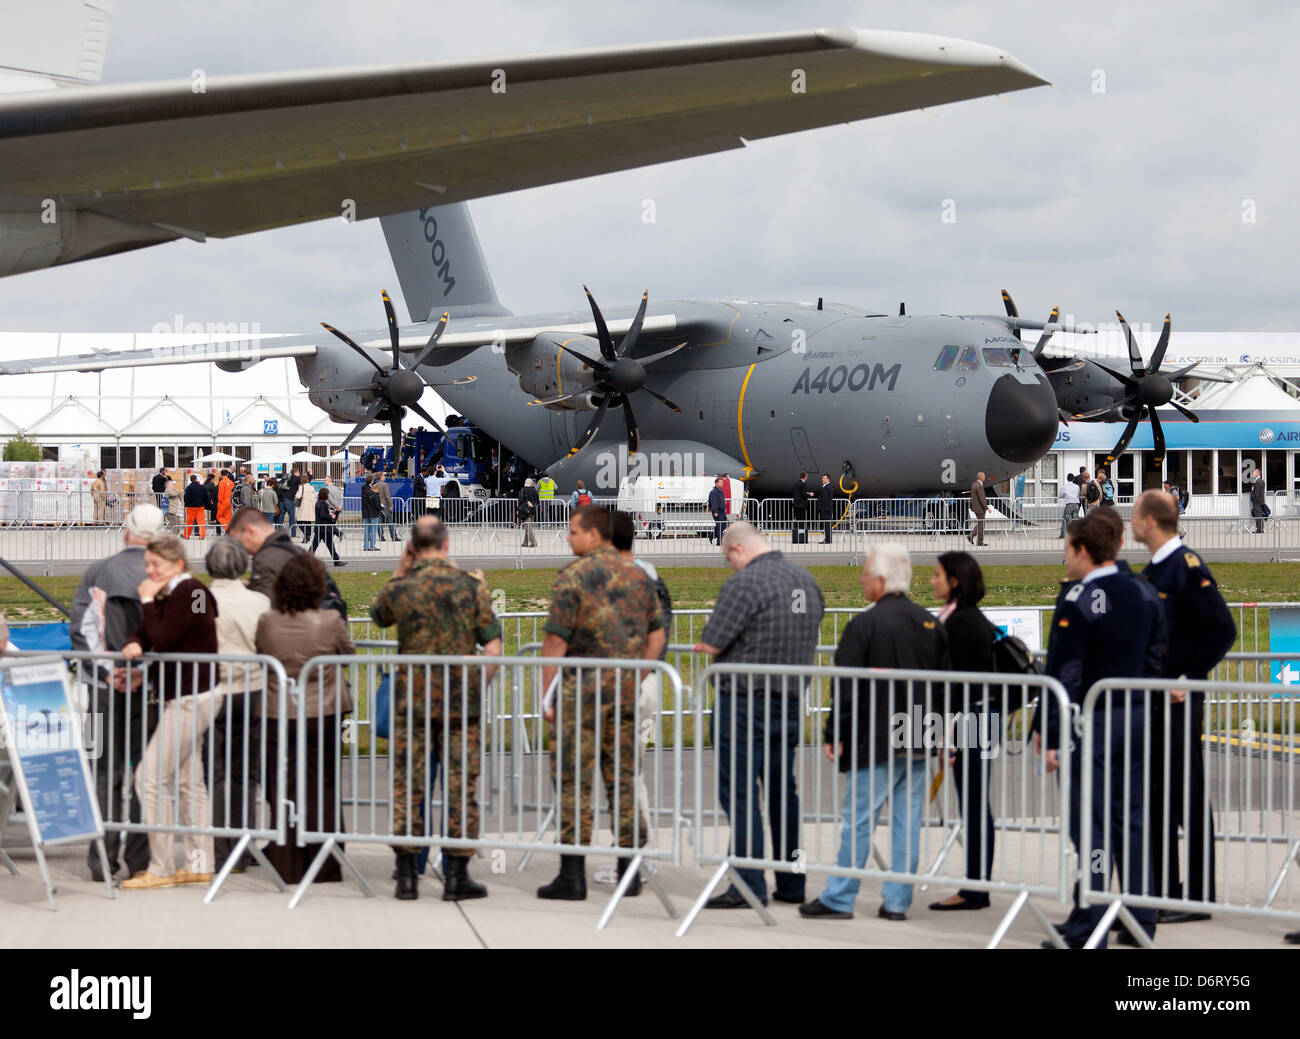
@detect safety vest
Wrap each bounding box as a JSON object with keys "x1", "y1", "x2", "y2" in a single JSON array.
[{"x1": 537, "y1": 477, "x2": 557, "y2": 500}]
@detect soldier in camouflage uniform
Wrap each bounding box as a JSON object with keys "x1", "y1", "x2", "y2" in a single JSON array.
[
  {"x1": 537, "y1": 505, "x2": 666, "y2": 901},
  {"x1": 369, "y1": 516, "x2": 502, "y2": 901}
]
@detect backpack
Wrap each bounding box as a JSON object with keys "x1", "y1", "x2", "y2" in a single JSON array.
[
  {"x1": 320, "y1": 575, "x2": 348, "y2": 623},
  {"x1": 1084, "y1": 481, "x2": 1101, "y2": 504},
  {"x1": 990, "y1": 629, "x2": 1041, "y2": 716},
  {"x1": 576, "y1": 490, "x2": 592, "y2": 507}
]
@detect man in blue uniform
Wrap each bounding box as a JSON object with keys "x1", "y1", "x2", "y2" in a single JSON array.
[
  {"x1": 1035, "y1": 509, "x2": 1165, "y2": 948},
  {"x1": 707, "y1": 477, "x2": 728, "y2": 545},
  {"x1": 1132, "y1": 489, "x2": 1236, "y2": 921}
]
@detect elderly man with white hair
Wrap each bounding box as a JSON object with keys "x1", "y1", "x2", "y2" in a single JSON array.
[
  {"x1": 518, "y1": 478, "x2": 539, "y2": 548},
  {"x1": 801, "y1": 542, "x2": 950, "y2": 923},
  {"x1": 695, "y1": 521, "x2": 824, "y2": 909}
]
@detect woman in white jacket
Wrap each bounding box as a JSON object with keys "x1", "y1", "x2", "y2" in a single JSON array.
[{"x1": 296, "y1": 472, "x2": 314, "y2": 544}]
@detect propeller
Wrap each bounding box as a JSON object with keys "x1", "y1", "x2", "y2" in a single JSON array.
[
  {"x1": 539, "y1": 287, "x2": 686, "y2": 458},
  {"x1": 1086, "y1": 311, "x2": 1200, "y2": 467},
  {"x1": 319, "y1": 292, "x2": 458, "y2": 457},
  {"x1": 1001, "y1": 289, "x2": 1071, "y2": 368}
]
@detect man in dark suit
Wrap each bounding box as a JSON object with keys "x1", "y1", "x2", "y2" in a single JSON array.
[
  {"x1": 708, "y1": 477, "x2": 728, "y2": 545},
  {"x1": 1035, "y1": 509, "x2": 1164, "y2": 949},
  {"x1": 817, "y1": 473, "x2": 835, "y2": 544},
  {"x1": 1250, "y1": 467, "x2": 1266, "y2": 533},
  {"x1": 791, "y1": 471, "x2": 814, "y2": 542},
  {"x1": 968, "y1": 472, "x2": 987, "y2": 546},
  {"x1": 1133, "y1": 490, "x2": 1236, "y2": 922}
]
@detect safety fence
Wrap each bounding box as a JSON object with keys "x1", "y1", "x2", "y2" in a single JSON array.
[
  {"x1": 4, "y1": 647, "x2": 1298, "y2": 944},
  {"x1": 0, "y1": 649, "x2": 291, "y2": 905},
  {"x1": 1074, "y1": 677, "x2": 1299, "y2": 947}
]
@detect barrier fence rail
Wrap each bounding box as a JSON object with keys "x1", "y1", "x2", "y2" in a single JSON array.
[
  {"x1": 3, "y1": 494, "x2": 1296, "y2": 570},
  {"x1": 5, "y1": 645, "x2": 1300, "y2": 945},
  {"x1": 287, "y1": 653, "x2": 684, "y2": 927},
  {"x1": 2, "y1": 648, "x2": 292, "y2": 904},
  {"x1": 1076, "y1": 677, "x2": 1300, "y2": 948},
  {"x1": 677, "y1": 662, "x2": 1076, "y2": 946}
]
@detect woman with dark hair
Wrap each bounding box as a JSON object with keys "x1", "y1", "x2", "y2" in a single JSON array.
[
  {"x1": 928, "y1": 549, "x2": 999, "y2": 911},
  {"x1": 309, "y1": 486, "x2": 342, "y2": 565},
  {"x1": 254, "y1": 553, "x2": 354, "y2": 882}
]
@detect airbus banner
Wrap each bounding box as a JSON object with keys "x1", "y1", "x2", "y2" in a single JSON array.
[{"x1": 1054, "y1": 413, "x2": 1300, "y2": 451}]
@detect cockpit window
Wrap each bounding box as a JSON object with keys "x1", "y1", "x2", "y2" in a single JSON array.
[
  {"x1": 982, "y1": 347, "x2": 1017, "y2": 367},
  {"x1": 956, "y1": 346, "x2": 980, "y2": 371},
  {"x1": 933, "y1": 345, "x2": 958, "y2": 371}
]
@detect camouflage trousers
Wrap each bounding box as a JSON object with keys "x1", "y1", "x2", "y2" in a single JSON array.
[
  {"x1": 551, "y1": 696, "x2": 646, "y2": 850},
  {"x1": 391, "y1": 707, "x2": 480, "y2": 858}
]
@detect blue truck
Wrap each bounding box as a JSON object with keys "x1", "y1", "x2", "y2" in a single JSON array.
[{"x1": 343, "y1": 422, "x2": 497, "y2": 515}]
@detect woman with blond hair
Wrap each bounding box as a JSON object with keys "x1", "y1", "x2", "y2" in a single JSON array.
[{"x1": 120, "y1": 533, "x2": 220, "y2": 889}]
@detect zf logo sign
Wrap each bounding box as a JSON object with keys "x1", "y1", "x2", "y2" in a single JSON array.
[{"x1": 263, "y1": 420, "x2": 278, "y2": 435}]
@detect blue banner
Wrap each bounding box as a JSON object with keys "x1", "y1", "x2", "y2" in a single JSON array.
[
  {"x1": 1055, "y1": 412, "x2": 1300, "y2": 451},
  {"x1": 1268, "y1": 607, "x2": 1300, "y2": 687},
  {"x1": 0, "y1": 660, "x2": 100, "y2": 844}
]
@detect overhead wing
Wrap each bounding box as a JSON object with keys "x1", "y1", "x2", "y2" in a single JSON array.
[
  {"x1": 0, "y1": 313, "x2": 681, "y2": 374},
  {"x1": 0, "y1": 336, "x2": 315, "y2": 375},
  {"x1": 0, "y1": 28, "x2": 1046, "y2": 273}
]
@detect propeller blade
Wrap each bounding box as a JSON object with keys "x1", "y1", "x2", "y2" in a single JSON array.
[
  {"x1": 640, "y1": 387, "x2": 682, "y2": 414},
  {"x1": 567, "y1": 396, "x2": 611, "y2": 458},
  {"x1": 321, "y1": 323, "x2": 385, "y2": 374},
  {"x1": 1116, "y1": 310, "x2": 1144, "y2": 375},
  {"x1": 335, "y1": 399, "x2": 386, "y2": 453},
  {"x1": 1165, "y1": 361, "x2": 1199, "y2": 381},
  {"x1": 621, "y1": 396, "x2": 640, "y2": 456},
  {"x1": 1170, "y1": 400, "x2": 1201, "y2": 423},
  {"x1": 558, "y1": 343, "x2": 609, "y2": 371},
  {"x1": 1149, "y1": 313, "x2": 1172, "y2": 372},
  {"x1": 1058, "y1": 410, "x2": 1073, "y2": 425},
  {"x1": 1149, "y1": 407, "x2": 1167, "y2": 466},
  {"x1": 1000, "y1": 289, "x2": 1021, "y2": 342},
  {"x1": 634, "y1": 341, "x2": 689, "y2": 367},
  {"x1": 1070, "y1": 399, "x2": 1135, "y2": 421},
  {"x1": 382, "y1": 291, "x2": 401, "y2": 369},
  {"x1": 425, "y1": 375, "x2": 478, "y2": 388},
  {"x1": 1043, "y1": 359, "x2": 1085, "y2": 375},
  {"x1": 408, "y1": 402, "x2": 447, "y2": 436},
  {"x1": 1103, "y1": 407, "x2": 1144, "y2": 467},
  {"x1": 1032, "y1": 306, "x2": 1059, "y2": 359},
  {"x1": 527, "y1": 389, "x2": 589, "y2": 407},
  {"x1": 389, "y1": 412, "x2": 404, "y2": 461},
  {"x1": 408, "y1": 312, "x2": 450, "y2": 370},
  {"x1": 899, "y1": 302, "x2": 906, "y2": 317},
  {"x1": 619, "y1": 291, "x2": 650, "y2": 358},
  {"x1": 1092, "y1": 360, "x2": 1140, "y2": 389},
  {"x1": 583, "y1": 284, "x2": 616, "y2": 362}
]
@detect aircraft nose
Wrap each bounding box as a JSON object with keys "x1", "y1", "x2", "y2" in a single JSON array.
[{"x1": 985, "y1": 374, "x2": 1058, "y2": 464}]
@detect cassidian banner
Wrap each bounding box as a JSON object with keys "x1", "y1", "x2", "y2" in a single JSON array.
[{"x1": 1053, "y1": 412, "x2": 1300, "y2": 451}]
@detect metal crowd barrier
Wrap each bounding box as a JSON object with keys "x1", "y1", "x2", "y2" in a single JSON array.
[
  {"x1": 1075, "y1": 677, "x2": 1299, "y2": 948},
  {"x1": 7, "y1": 647, "x2": 291, "y2": 903},
  {"x1": 676, "y1": 662, "x2": 1075, "y2": 947},
  {"x1": 287, "y1": 653, "x2": 684, "y2": 928}
]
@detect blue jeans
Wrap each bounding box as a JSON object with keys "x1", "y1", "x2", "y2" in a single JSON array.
[
  {"x1": 713, "y1": 688, "x2": 803, "y2": 902},
  {"x1": 363, "y1": 515, "x2": 378, "y2": 550},
  {"x1": 282, "y1": 500, "x2": 298, "y2": 537},
  {"x1": 819, "y1": 755, "x2": 928, "y2": 914}
]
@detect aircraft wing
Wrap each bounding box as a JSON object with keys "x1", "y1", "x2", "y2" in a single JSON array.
[
  {"x1": 0, "y1": 336, "x2": 315, "y2": 375},
  {"x1": 0, "y1": 28, "x2": 1046, "y2": 271}
]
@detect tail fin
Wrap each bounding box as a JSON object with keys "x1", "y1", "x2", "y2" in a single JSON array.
[
  {"x1": 0, "y1": 0, "x2": 114, "y2": 94},
  {"x1": 381, "y1": 203, "x2": 511, "y2": 323}
]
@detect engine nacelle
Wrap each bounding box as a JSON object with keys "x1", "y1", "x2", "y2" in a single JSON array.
[{"x1": 506, "y1": 332, "x2": 604, "y2": 407}]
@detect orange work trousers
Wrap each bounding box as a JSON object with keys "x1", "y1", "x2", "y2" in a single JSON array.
[{"x1": 183, "y1": 507, "x2": 207, "y2": 538}]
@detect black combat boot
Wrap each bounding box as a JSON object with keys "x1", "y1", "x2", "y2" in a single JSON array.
[
  {"x1": 394, "y1": 850, "x2": 418, "y2": 900},
  {"x1": 537, "y1": 854, "x2": 587, "y2": 900},
  {"x1": 442, "y1": 854, "x2": 487, "y2": 901},
  {"x1": 616, "y1": 857, "x2": 643, "y2": 897}
]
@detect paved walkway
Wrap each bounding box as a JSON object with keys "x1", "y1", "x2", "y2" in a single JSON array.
[{"x1": 1, "y1": 835, "x2": 1291, "y2": 949}]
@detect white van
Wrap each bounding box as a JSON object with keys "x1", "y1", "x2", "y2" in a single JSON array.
[{"x1": 617, "y1": 475, "x2": 747, "y2": 538}]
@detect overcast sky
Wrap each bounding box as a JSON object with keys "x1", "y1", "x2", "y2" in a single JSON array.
[{"x1": 2, "y1": 0, "x2": 1297, "y2": 349}]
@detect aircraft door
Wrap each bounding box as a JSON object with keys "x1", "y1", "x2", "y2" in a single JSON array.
[{"x1": 791, "y1": 427, "x2": 818, "y2": 475}]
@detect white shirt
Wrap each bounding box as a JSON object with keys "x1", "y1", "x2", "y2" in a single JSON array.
[
  {"x1": 1059, "y1": 480, "x2": 1080, "y2": 505},
  {"x1": 1080, "y1": 564, "x2": 1118, "y2": 585},
  {"x1": 1150, "y1": 535, "x2": 1183, "y2": 566}
]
